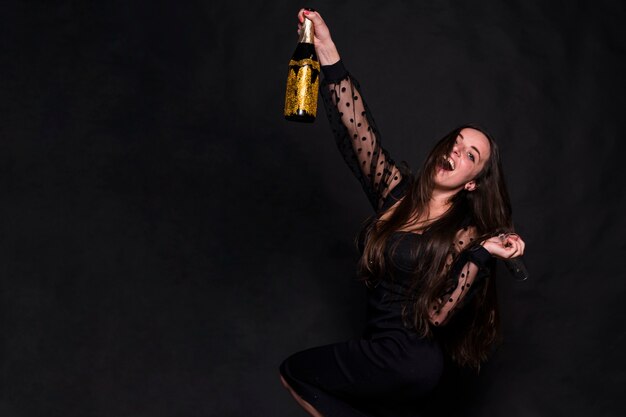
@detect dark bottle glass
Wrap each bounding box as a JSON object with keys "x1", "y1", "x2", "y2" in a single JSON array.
[{"x1": 284, "y1": 17, "x2": 320, "y2": 123}]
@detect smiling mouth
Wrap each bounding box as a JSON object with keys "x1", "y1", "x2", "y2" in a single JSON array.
[{"x1": 440, "y1": 156, "x2": 455, "y2": 171}]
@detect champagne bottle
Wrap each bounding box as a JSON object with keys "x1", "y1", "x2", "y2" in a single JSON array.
[{"x1": 284, "y1": 13, "x2": 320, "y2": 123}]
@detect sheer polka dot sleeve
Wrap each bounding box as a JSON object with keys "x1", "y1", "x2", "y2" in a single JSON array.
[
  {"x1": 428, "y1": 227, "x2": 493, "y2": 326},
  {"x1": 320, "y1": 61, "x2": 404, "y2": 211}
]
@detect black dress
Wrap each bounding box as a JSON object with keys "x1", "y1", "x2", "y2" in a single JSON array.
[{"x1": 280, "y1": 61, "x2": 492, "y2": 417}]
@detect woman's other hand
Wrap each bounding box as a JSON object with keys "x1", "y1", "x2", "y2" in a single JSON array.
[
  {"x1": 481, "y1": 233, "x2": 526, "y2": 260},
  {"x1": 297, "y1": 8, "x2": 340, "y2": 66}
]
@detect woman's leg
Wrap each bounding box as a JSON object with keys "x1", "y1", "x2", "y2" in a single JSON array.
[
  {"x1": 280, "y1": 374, "x2": 325, "y2": 417},
  {"x1": 279, "y1": 343, "x2": 374, "y2": 417},
  {"x1": 279, "y1": 335, "x2": 444, "y2": 417}
]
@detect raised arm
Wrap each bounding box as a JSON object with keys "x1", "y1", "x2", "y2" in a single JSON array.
[{"x1": 299, "y1": 9, "x2": 404, "y2": 211}]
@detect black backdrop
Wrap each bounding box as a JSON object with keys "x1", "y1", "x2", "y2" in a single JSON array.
[{"x1": 1, "y1": 1, "x2": 624, "y2": 416}]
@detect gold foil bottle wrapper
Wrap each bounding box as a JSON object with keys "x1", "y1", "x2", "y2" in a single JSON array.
[
  {"x1": 284, "y1": 58, "x2": 320, "y2": 117},
  {"x1": 299, "y1": 18, "x2": 314, "y2": 44}
]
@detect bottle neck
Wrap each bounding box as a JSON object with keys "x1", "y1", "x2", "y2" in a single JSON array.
[{"x1": 298, "y1": 19, "x2": 314, "y2": 44}]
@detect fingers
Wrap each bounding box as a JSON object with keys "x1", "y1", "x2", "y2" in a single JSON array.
[
  {"x1": 499, "y1": 233, "x2": 525, "y2": 257},
  {"x1": 298, "y1": 8, "x2": 314, "y2": 21},
  {"x1": 504, "y1": 238, "x2": 524, "y2": 258},
  {"x1": 505, "y1": 234, "x2": 525, "y2": 257},
  {"x1": 296, "y1": 9, "x2": 314, "y2": 36},
  {"x1": 482, "y1": 235, "x2": 525, "y2": 259},
  {"x1": 298, "y1": 8, "x2": 324, "y2": 26},
  {"x1": 297, "y1": 8, "x2": 308, "y2": 23}
]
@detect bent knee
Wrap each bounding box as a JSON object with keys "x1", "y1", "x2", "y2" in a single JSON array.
[
  {"x1": 279, "y1": 359, "x2": 292, "y2": 388},
  {"x1": 280, "y1": 374, "x2": 291, "y2": 390}
]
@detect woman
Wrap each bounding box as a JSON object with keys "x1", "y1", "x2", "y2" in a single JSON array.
[{"x1": 280, "y1": 9, "x2": 525, "y2": 417}]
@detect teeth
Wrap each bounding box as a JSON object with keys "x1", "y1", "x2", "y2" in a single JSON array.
[
  {"x1": 443, "y1": 156, "x2": 455, "y2": 170},
  {"x1": 441, "y1": 156, "x2": 455, "y2": 171}
]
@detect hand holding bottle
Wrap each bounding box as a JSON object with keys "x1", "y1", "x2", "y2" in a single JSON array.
[{"x1": 297, "y1": 8, "x2": 340, "y2": 66}]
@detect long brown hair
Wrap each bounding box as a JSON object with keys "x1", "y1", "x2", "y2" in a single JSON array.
[{"x1": 358, "y1": 124, "x2": 513, "y2": 369}]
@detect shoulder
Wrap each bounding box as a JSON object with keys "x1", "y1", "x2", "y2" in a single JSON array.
[{"x1": 378, "y1": 175, "x2": 412, "y2": 213}]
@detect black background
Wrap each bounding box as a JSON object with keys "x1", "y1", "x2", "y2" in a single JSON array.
[{"x1": 1, "y1": 1, "x2": 624, "y2": 416}]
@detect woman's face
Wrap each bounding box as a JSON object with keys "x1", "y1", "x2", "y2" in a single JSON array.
[{"x1": 434, "y1": 128, "x2": 491, "y2": 192}]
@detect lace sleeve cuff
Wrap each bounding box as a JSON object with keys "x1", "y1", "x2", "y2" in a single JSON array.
[
  {"x1": 321, "y1": 60, "x2": 348, "y2": 82},
  {"x1": 467, "y1": 245, "x2": 492, "y2": 268}
]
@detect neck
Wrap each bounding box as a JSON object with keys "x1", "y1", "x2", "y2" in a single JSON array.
[{"x1": 428, "y1": 187, "x2": 460, "y2": 216}]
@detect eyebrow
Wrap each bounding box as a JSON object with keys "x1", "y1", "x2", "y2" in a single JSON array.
[{"x1": 458, "y1": 133, "x2": 482, "y2": 160}]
